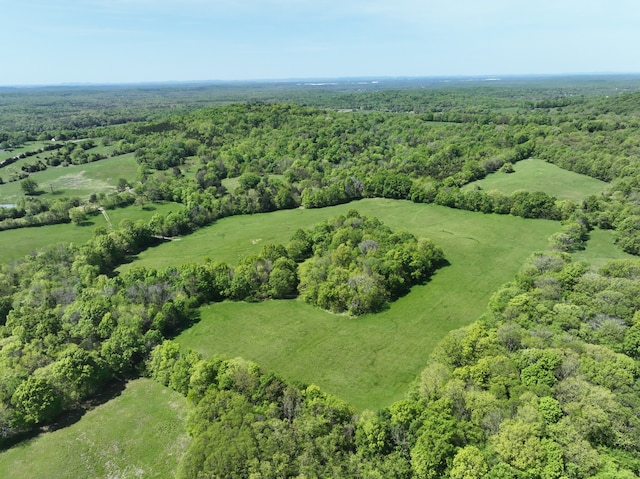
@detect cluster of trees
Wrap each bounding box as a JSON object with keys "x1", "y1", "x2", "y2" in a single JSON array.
[
  {"x1": 41, "y1": 140, "x2": 105, "y2": 167},
  {"x1": 0, "y1": 227, "x2": 200, "y2": 443},
  {"x1": 296, "y1": 211, "x2": 445, "y2": 315},
  {"x1": 0, "y1": 142, "x2": 62, "y2": 168},
  {"x1": 147, "y1": 344, "x2": 361, "y2": 478},
  {"x1": 0, "y1": 195, "x2": 80, "y2": 231}
]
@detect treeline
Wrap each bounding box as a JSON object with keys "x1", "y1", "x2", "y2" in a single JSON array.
[
  {"x1": 0, "y1": 142, "x2": 63, "y2": 170},
  {"x1": 5, "y1": 76, "x2": 637, "y2": 134},
  {"x1": 115, "y1": 104, "x2": 562, "y2": 232},
  {"x1": 99, "y1": 99, "x2": 638, "y2": 253}
]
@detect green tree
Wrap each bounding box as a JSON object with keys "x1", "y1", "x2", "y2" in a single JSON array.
[
  {"x1": 238, "y1": 172, "x2": 261, "y2": 190},
  {"x1": 410, "y1": 410, "x2": 459, "y2": 479},
  {"x1": 68, "y1": 206, "x2": 87, "y2": 225},
  {"x1": 20, "y1": 178, "x2": 39, "y2": 195},
  {"x1": 450, "y1": 446, "x2": 489, "y2": 479},
  {"x1": 11, "y1": 376, "x2": 63, "y2": 426}
]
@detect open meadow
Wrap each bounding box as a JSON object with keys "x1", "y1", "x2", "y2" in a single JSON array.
[
  {"x1": 464, "y1": 158, "x2": 608, "y2": 200},
  {"x1": 143, "y1": 199, "x2": 563, "y2": 409},
  {"x1": 0, "y1": 379, "x2": 188, "y2": 479},
  {"x1": 0, "y1": 153, "x2": 138, "y2": 203}
]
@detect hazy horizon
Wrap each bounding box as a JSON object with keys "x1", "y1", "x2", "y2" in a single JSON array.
[{"x1": 4, "y1": 73, "x2": 640, "y2": 90}]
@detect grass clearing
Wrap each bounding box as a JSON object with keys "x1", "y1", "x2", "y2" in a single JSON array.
[
  {"x1": 0, "y1": 153, "x2": 138, "y2": 203},
  {"x1": 221, "y1": 176, "x2": 240, "y2": 192},
  {"x1": 169, "y1": 199, "x2": 559, "y2": 410},
  {"x1": 0, "y1": 378, "x2": 189, "y2": 479},
  {"x1": 0, "y1": 202, "x2": 182, "y2": 264},
  {"x1": 221, "y1": 174, "x2": 285, "y2": 194},
  {"x1": 571, "y1": 228, "x2": 636, "y2": 268},
  {"x1": 464, "y1": 158, "x2": 608, "y2": 201}
]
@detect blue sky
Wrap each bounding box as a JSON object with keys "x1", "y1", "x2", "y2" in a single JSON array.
[{"x1": 2, "y1": 0, "x2": 639, "y2": 85}]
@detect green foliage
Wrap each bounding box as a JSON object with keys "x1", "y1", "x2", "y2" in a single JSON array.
[
  {"x1": 19, "y1": 178, "x2": 38, "y2": 195},
  {"x1": 450, "y1": 446, "x2": 489, "y2": 479},
  {"x1": 298, "y1": 211, "x2": 444, "y2": 315},
  {"x1": 156, "y1": 347, "x2": 360, "y2": 479},
  {"x1": 5, "y1": 79, "x2": 640, "y2": 478},
  {"x1": 410, "y1": 409, "x2": 459, "y2": 478},
  {"x1": 11, "y1": 376, "x2": 62, "y2": 426}
]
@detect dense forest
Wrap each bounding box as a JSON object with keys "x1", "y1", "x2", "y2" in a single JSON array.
[{"x1": 2, "y1": 77, "x2": 640, "y2": 477}]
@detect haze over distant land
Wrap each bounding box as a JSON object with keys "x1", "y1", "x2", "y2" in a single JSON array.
[{"x1": 2, "y1": 0, "x2": 639, "y2": 86}]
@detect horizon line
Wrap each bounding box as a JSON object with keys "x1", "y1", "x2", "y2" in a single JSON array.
[{"x1": 2, "y1": 72, "x2": 640, "y2": 89}]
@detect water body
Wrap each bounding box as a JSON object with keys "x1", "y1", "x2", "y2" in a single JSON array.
[{"x1": 0, "y1": 204, "x2": 16, "y2": 208}]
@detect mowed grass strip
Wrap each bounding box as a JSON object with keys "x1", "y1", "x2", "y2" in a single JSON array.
[
  {"x1": 0, "y1": 379, "x2": 189, "y2": 479},
  {"x1": 0, "y1": 202, "x2": 182, "y2": 265},
  {"x1": 0, "y1": 153, "x2": 138, "y2": 203},
  {"x1": 167, "y1": 199, "x2": 560, "y2": 410},
  {"x1": 464, "y1": 158, "x2": 607, "y2": 201}
]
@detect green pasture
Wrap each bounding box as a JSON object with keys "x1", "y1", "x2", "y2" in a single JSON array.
[
  {"x1": 0, "y1": 379, "x2": 188, "y2": 479},
  {"x1": 0, "y1": 142, "x2": 61, "y2": 182},
  {"x1": 0, "y1": 140, "x2": 118, "y2": 182},
  {"x1": 571, "y1": 228, "x2": 635, "y2": 268},
  {"x1": 88, "y1": 141, "x2": 119, "y2": 157},
  {"x1": 0, "y1": 202, "x2": 182, "y2": 264},
  {"x1": 167, "y1": 199, "x2": 560, "y2": 410},
  {"x1": 464, "y1": 158, "x2": 607, "y2": 201},
  {"x1": 0, "y1": 153, "x2": 138, "y2": 203}
]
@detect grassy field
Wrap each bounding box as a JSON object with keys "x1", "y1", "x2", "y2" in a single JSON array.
[
  {"x1": 464, "y1": 158, "x2": 608, "y2": 200},
  {"x1": 0, "y1": 379, "x2": 188, "y2": 479},
  {"x1": 0, "y1": 141, "x2": 57, "y2": 163},
  {"x1": 166, "y1": 199, "x2": 560, "y2": 410},
  {"x1": 0, "y1": 202, "x2": 182, "y2": 264},
  {"x1": 571, "y1": 228, "x2": 636, "y2": 268},
  {"x1": 0, "y1": 153, "x2": 138, "y2": 203}
]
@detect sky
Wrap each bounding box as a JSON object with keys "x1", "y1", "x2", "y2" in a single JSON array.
[{"x1": 2, "y1": 0, "x2": 639, "y2": 86}]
